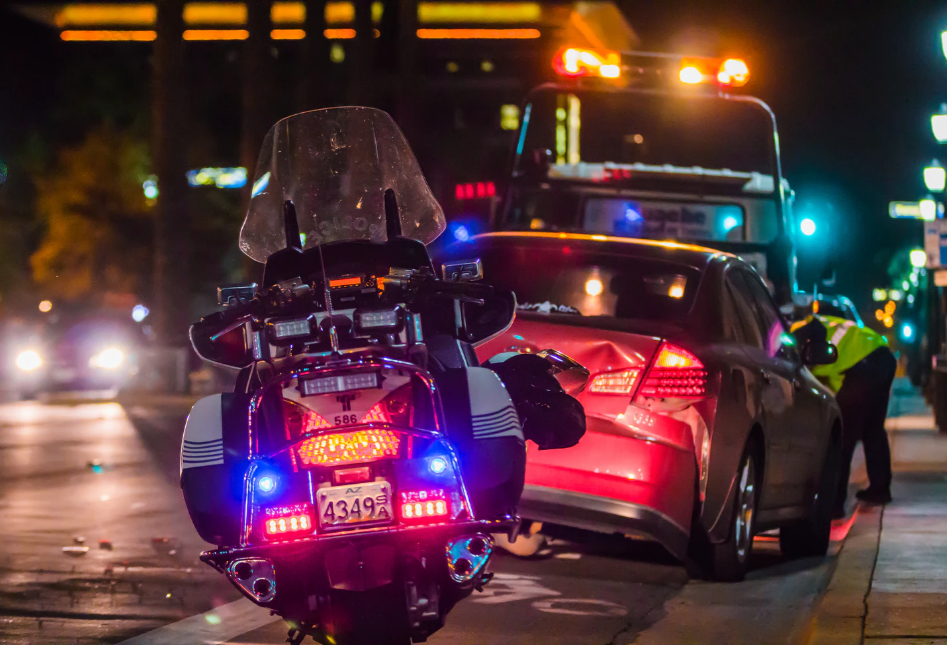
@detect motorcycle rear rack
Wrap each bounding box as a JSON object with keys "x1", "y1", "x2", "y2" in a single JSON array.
[{"x1": 201, "y1": 516, "x2": 519, "y2": 573}]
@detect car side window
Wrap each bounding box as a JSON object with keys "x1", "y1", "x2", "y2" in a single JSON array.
[
  {"x1": 741, "y1": 270, "x2": 794, "y2": 360},
  {"x1": 725, "y1": 271, "x2": 764, "y2": 350},
  {"x1": 721, "y1": 282, "x2": 746, "y2": 344}
]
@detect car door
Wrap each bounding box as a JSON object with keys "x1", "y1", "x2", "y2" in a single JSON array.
[
  {"x1": 739, "y1": 270, "x2": 813, "y2": 506},
  {"x1": 727, "y1": 268, "x2": 802, "y2": 508}
]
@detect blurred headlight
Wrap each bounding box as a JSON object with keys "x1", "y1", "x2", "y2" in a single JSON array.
[
  {"x1": 16, "y1": 350, "x2": 43, "y2": 372},
  {"x1": 90, "y1": 347, "x2": 124, "y2": 370}
]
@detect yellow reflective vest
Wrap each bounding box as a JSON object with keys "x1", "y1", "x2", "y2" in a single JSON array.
[{"x1": 790, "y1": 315, "x2": 889, "y2": 393}]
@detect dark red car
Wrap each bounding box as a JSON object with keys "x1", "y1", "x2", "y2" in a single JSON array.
[{"x1": 463, "y1": 232, "x2": 842, "y2": 581}]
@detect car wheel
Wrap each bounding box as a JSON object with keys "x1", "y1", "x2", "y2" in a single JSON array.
[
  {"x1": 779, "y1": 434, "x2": 839, "y2": 559},
  {"x1": 689, "y1": 443, "x2": 758, "y2": 582},
  {"x1": 494, "y1": 521, "x2": 546, "y2": 558}
]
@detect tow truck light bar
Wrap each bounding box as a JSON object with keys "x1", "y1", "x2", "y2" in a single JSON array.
[{"x1": 553, "y1": 48, "x2": 749, "y2": 88}]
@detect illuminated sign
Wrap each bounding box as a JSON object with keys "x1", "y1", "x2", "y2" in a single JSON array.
[{"x1": 187, "y1": 167, "x2": 247, "y2": 189}]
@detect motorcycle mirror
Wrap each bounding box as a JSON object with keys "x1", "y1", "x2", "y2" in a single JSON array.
[
  {"x1": 218, "y1": 284, "x2": 258, "y2": 307},
  {"x1": 802, "y1": 338, "x2": 838, "y2": 366},
  {"x1": 442, "y1": 258, "x2": 483, "y2": 283},
  {"x1": 536, "y1": 349, "x2": 590, "y2": 395}
]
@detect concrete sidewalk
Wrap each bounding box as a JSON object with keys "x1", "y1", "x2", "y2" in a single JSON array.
[{"x1": 810, "y1": 381, "x2": 947, "y2": 644}]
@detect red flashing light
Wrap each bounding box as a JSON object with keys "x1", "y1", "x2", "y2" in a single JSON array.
[
  {"x1": 589, "y1": 369, "x2": 641, "y2": 395},
  {"x1": 399, "y1": 489, "x2": 449, "y2": 522},
  {"x1": 638, "y1": 343, "x2": 708, "y2": 399},
  {"x1": 553, "y1": 47, "x2": 621, "y2": 79}
]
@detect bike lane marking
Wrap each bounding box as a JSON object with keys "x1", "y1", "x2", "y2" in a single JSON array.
[{"x1": 116, "y1": 598, "x2": 281, "y2": 645}]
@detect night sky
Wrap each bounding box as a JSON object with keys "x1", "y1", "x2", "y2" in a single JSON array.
[{"x1": 2, "y1": 2, "x2": 947, "y2": 317}]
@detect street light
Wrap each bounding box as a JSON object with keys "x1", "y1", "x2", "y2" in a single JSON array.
[
  {"x1": 925, "y1": 160, "x2": 947, "y2": 192},
  {"x1": 800, "y1": 218, "x2": 816, "y2": 236},
  {"x1": 921, "y1": 198, "x2": 939, "y2": 221},
  {"x1": 933, "y1": 104, "x2": 947, "y2": 142},
  {"x1": 911, "y1": 248, "x2": 928, "y2": 268}
]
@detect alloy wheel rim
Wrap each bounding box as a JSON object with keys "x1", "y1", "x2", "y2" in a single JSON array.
[{"x1": 734, "y1": 455, "x2": 756, "y2": 561}]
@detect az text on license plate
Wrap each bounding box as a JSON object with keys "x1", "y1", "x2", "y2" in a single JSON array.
[{"x1": 318, "y1": 481, "x2": 393, "y2": 529}]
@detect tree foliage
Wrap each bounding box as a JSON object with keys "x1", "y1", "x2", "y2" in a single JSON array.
[{"x1": 30, "y1": 127, "x2": 152, "y2": 301}]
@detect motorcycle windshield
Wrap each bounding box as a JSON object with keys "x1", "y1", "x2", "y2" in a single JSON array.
[{"x1": 240, "y1": 107, "x2": 445, "y2": 262}]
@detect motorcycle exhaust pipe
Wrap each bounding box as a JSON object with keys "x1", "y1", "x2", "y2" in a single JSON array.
[
  {"x1": 227, "y1": 558, "x2": 277, "y2": 604},
  {"x1": 445, "y1": 534, "x2": 493, "y2": 583}
]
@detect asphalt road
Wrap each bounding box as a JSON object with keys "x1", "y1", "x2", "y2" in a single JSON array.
[{"x1": 0, "y1": 397, "x2": 847, "y2": 645}]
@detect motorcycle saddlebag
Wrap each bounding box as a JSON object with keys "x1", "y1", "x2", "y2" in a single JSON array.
[
  {"x1": 180, "y1": 393, "x2": 250, "y2": 546},
  {"x1": 436, "y1": 367, "x2": 526, "y2": 520}
]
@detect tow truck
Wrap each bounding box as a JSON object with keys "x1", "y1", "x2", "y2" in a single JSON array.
[{"x1": 495, "y1": 47, "x2": 798, "y2": 309}]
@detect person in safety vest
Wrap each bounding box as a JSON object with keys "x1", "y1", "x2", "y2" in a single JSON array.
[{"x1": 792, "y1": 314, "x2": 896, "y2": 517}]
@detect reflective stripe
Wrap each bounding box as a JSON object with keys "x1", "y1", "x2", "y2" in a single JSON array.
[{"x1": 830, "y1": 320, "x2": 855, "y2": 346}]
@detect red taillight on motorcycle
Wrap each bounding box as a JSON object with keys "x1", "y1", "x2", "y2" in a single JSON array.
[
  {"x1": 638, "y1": 343, "x2": 708, "y2": 399},
  {"x1": 264, "y1": 506, "x2": 313, "y2": 537},
  {"x1": 295, "y1": 429, "x2": 401, "y2": 467},
  {"x1": 399, "y1": 489, "x2": 449, "y2": 522},
  {"x1": 283, "y1": 399, "x2": 331, "y2": 439},
  {"x1": 589, "y1": 369, "x2": 641, "y2": 395},
  {"x1": 361, "y1": 384, "x2": 413, "y2": 426}
]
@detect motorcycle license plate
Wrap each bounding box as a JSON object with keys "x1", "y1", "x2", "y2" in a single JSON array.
[{"x1": 317, "y1": 481, "x2": 393, "y2": 530}]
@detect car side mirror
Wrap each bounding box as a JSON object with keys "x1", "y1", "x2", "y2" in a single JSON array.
[
  {"x1": 218, "y1": 284, "x2": 257, "y2": 307},
  {"x1": 536, "y1": 348, "x2": 590, "y2": 395},
  {"x1": 442, "y1": 258, "x2": 483, "y2": 283},
  {"x1": 802, "y1": 339, "x2": 838, "y2": 366}
]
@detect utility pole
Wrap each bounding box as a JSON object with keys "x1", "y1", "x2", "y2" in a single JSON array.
[
  {"x1": 299, "y1": 0, "x2": 330, "y2": 111},
  {"x1": 396, "y1": 0, "x2": 419, "y2": 145},
  {"x1": 350, "y1": 0, "x2": 374, "y2": 105},
  {"x1": 152, "y1": 0, "x2": 189, "y2": 344}
]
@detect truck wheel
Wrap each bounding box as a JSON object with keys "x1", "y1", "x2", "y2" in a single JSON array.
[
  {"x1": 780, "y1": 434, "x2": 839, "y2": 559},
  {"x1": 689, "y1": 443, "x2": 759, "y2": 582}
]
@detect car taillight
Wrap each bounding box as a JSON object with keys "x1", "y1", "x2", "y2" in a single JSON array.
[
  {"x1": 638, "y1": 343, "x2": 708, "y2": 399},
  {"x1": 295, "y1": 429, "x2": 402, "y2": 467},
  {"x1": 589, "y1": 369, "x2": 641, "y2": 395}
]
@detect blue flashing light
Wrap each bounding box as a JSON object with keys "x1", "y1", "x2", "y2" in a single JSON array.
[
  {"x1": 723, "y1": 215, "x2": 740, "y2": 232},
  {"x1": 624, "y1": 206, "x2": 642, "y2": 222},
  {"x1": 800, "y1": 218, "x2": 816, "y2": 236},
  {"x1": 132, "y1": 304, "x2": 149, "y2": 322},
  {"x1": 429, "y1": 457, "x2": 449, "y2": 475},
  {"x1": 901, "y1": 322, "x2": 915, "y2": 342},
  {"x1": 453, "y1": 224, "x2": 470, "y2": 242},
  {"x1": 257, "y1": 475, "x2": 277, "y2": 494}
]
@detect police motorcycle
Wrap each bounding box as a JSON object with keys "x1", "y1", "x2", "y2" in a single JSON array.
[{"x1": 182, "y1": 107, "x2": 587, "y2": 645}]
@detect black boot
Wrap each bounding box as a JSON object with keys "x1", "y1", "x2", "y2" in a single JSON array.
[{"x1": 855, "y1": 488, "x2": 892, "y2": 505}]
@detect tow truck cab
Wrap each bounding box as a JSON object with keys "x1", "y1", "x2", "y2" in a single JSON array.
[{"x1": 497, "y1": 50, "x2": 798, "y2": 310}]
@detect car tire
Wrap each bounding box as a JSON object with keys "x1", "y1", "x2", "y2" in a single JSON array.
[
  {"x1": 779, "y1": 434, "x2": 840, "y2": 559},
  {"x1": 494, "y1": 521, "x2": 546, "y2": 557},
  {"x1": 688, "y1": 442, "x2": 759, "y2": 582}
]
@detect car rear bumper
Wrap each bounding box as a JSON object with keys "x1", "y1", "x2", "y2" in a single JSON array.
[{"x1": 520, "y1": 414, "x2": 698, "y2": 560}]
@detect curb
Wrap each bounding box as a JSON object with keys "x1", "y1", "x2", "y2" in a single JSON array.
[{"x1": 806, "y1": 506, "x2": 884, "y2": 645}]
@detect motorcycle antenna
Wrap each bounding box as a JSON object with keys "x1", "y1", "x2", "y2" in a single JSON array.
[
  {"x1": 283, "y1": 199, "x2": 302, "y2": 250},
  {"x1": 385, "y1": 188, "x2": 402, "y2": 239}
]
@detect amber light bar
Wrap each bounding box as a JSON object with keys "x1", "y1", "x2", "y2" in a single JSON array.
[
  {"x1": 183, "y1": 29, "x2": 249, "y2": 40},
  {"x1": 61, "y1": 29, "x2": 156, "y2": 41},
  {"x1": 417, "y1": 28, "x2": 540, "y2": 39}
]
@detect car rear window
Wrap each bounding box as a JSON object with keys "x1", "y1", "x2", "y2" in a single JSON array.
[{"x1": 474, "y1": 242, "x2": 702, "y2": 324}]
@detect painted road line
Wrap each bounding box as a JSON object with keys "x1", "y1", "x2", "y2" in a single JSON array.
[{"x1": 117, "y1": 598, "x2": 281, "y2": 645}]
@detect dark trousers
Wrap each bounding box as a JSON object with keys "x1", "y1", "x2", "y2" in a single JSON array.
[{"x1": 834, "y1": 346, "x2": 897, "y2": 509}]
